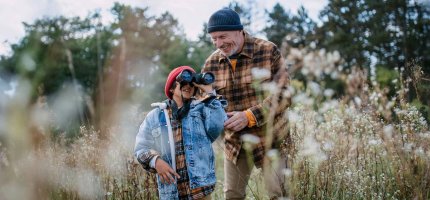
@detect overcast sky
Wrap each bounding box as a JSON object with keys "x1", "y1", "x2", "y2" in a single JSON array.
[{"x1": 0, "y1": 0, "x2": 328, "y2": 56}]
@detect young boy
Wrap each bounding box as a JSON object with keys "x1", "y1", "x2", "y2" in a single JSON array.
[{"x1": 134, "y1": 66, "x2": 226, "y2": 200}]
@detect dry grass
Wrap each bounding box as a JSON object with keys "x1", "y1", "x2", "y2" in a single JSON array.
[{"x1": 0, "y1": 47, "x2": 429, "y2": 200}]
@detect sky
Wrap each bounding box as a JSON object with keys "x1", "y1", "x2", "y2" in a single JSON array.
[{"x1": 0, "y1": 0, "x2": 328, "y2": 56}]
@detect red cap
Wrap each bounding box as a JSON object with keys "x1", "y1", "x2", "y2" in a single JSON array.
[{"x1": 165, "y1": 66, "x2": 196, "y2": 99}]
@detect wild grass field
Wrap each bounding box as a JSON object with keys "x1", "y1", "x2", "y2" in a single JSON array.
[{"x1": 0, "y1": 47, "x2": 429, "y2": 200}]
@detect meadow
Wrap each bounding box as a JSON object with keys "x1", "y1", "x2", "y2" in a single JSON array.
[{"x1": 0, "y1": 47, "x2": 429, "y2": 200}]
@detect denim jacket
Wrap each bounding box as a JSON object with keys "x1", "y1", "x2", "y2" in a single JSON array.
[{"x1": 134, "y1": 98, "x2": 227, "y2": 199}]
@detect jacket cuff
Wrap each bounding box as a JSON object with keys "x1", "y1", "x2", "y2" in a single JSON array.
[
  {"x1": 137, "y1": 152, "x2": 159, "y2": 173},
  {"x1": 244, "y1": 109, "x2": 257, "y2": 127},
  {"x1": 249, "y1": 105, "x2": 265, "y2": 127}
]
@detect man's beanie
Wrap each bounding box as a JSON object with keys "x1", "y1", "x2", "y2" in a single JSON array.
[
  {"x1": 165, "y1": 66, "x2": 196, "y2": 99},
  {"x1": 207, "y1": 8, "x2": 243, "y2": 33}
]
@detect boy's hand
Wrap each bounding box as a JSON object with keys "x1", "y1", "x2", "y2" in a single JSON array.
[
  {"x1": 155, "y1": 158, "x2": 180, "y2": 184},
  {"x1": 192, "y1": 83, "x2": 214, "y2": 94}
]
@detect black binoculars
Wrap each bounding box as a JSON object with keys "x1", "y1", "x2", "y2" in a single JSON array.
[{"x1": 176, "y1": 69, "x2": 215, "y2": 85}]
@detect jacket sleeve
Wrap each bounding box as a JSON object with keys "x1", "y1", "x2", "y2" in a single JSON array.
[
  {"x1": 248, "y1": 46, "x2": 290, "y2": 127},
  {"x1": 203, "y1": 98, "x2": 227, "y2": 142},
  {"x1": 134, "y1": 109, "x2": 160, "y2": 173}
]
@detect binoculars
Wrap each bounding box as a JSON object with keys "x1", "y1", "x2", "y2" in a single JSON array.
[{"x1": 176, "y1": 69, "x2": 215, "y2": 86}]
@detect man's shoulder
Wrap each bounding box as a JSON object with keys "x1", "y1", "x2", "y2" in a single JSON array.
[
  {"x1": 253, "y1": 37, "x2": 277, "y2": 50},
  {"x1": 206, "y1": 50, "x2": 223, "y2": 60},
  {"x1": 204, "y1": 50, "x2": 224, "y2": 68},
  {"x1": 244, "y1": 31, "x2": 277, "y2": 49}
]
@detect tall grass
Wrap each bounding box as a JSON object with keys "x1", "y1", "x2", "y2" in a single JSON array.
[{"x1": 0, "y1": 46, "x2": 429, "y2": 200}]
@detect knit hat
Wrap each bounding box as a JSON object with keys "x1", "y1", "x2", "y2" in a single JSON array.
[
  {"x1": 165, "y1": 66, "x2": 196, "y2": 99},
  {"x1": 207, "y1": 8, "x2": 243, "y2": 33}
]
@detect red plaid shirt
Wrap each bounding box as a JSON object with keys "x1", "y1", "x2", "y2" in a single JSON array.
[{"x1": 203, "y1": 31, "x2": 289, "y2": 168}]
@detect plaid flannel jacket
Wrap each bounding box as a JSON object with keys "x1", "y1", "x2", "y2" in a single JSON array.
[{"x1": 203, "y1": 31, "x2": 289, "y2": 168}]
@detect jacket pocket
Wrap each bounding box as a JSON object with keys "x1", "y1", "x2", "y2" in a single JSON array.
[
  {"x1": 151, "y1": 127, "x2": 161, "y2": 138},
  {"x1": 188, "y1": 147, "x2": 216, "y2": 189},
  {"x1": 157, "y1": 175, "x2": 179, "y2": 199},
  {"x1": 150, "y1": 127, "x2": 166, "y2": 156},
  {"x1": 189, "y1": 111, "x2": 204, "y2": 136}
]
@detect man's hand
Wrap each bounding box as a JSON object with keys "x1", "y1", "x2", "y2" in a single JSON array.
[
  {"x1": 154, "y1": 158, "x2": 180, "y2": 184},
  {"x1": 224, "y1": 111, "x2": 248, "y2": 132}
]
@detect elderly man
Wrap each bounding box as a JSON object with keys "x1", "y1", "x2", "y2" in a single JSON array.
[{"x1": 203, "y1": 8, "x2": 290, "y2": 200}]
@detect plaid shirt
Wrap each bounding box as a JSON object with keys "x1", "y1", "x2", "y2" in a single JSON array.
[
  {"x1": 172, "y1": 115, "x2": 215, "y2": 200},
  {"x1": 203, "y1": 31, "x2": 289, "y2": 168}
]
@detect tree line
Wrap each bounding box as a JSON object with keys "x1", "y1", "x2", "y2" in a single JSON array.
[{"x1": 0, "y1": 1, "x2": 428, "y2": 134}]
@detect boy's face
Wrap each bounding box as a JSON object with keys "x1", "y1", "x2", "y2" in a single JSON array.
[{"x1": 172, "y1": 81, "x2": 195, "y2": 100}]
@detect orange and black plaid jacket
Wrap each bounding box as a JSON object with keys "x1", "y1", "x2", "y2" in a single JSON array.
[{"x1": 203, "y1": 31, "x2": 289, "y2": 168}]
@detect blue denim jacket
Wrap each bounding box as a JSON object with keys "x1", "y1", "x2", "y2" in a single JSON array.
[{"x1": 134, "y1": 98, "x2": 227, "y2": 199}]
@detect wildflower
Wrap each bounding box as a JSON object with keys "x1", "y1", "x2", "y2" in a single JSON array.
[
  {"x1": 241, "y1": 134, "x2": 260, "y2": 144},
  {"x1": 287, "y1": 110, "x2": 301, "y2": 124},
  {"x1": 419, "y1": 131, "x2": 430, "y2": 138},
  {"x1": 383, "y1": 125, "x2": 394, "y2": 138},
  {"x1": 261, "y1": 82, "x2": 279, "y2": 94},
  {"x1": 323, "y1": 89, "x2": 335, "y2": 97},
  {"x1": 322, "y1": 140, "x2": 334, "y2": 151},
  {"x1": 241, "y1": 134, "x2": 260, "y2": 152},
  {"x1": 328, "y1": 50, "x2": 340, "y2": 63},
  {"x1": 319, "y1": 100, "x2": 339, "y2": 113},
  {"x1": 283, "y1": 86, "x2": 295, "y2": 98},
  {"x1": 282, "y1": 168, "x2": 292, "y2": 177},
  {"x1": 292, "y1": 93, "x2": 314, "y2": 106},
  {"x1": 330, "y1": 71, "x2": 339, "y2": 79},
  {"x1": 403, "y1": 143, "x2": 414, "y2": 152},
  {"x1": 289, "y1": 48, "x2": 303, "y2": 59},
  {"x1": 251, "y1": 68, "x2": 271, "y2": 80},
  {"x1": 415, "y1": 147, "x2": 424, "y2": 156},
  {"x1": 368, "y1": 138, "x2": 382, "y2": 146},
  {"x1": 266, "y1": 149, "x2": 279, "y2": 162},
  {"x1": 354, "y1": 96, "x2": 362, "y2": 105},
  {"x1": 385, "y1": 101, "x2": 395, "y2": 110},
  {"x1": 308, "y1": 81, "x2": 321, "y2": 96},
  {"x1": 301, "y1": 135, "x2": 327, "y2": 164}
]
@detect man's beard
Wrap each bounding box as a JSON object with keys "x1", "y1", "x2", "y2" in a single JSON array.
[{"x1": 220, "y1": 43, "x2": 239, "y2": 57}]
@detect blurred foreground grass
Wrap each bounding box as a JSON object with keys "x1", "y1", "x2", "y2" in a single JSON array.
[{"x1": 0, "y1": 47, "x2": 429, "y2": 200}]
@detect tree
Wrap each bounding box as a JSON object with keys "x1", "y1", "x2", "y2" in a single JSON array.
[
  {"x1": 264, "y1": 3, "x2": 291, "y2": 47},
  {"x1": 316, "y1": 0, "x2": 430, "y2": 73},
  {"x1": 0, "y1": 3, "x2": 194, "y2": 133},
  {"x1": 317, "y1": 0, "x2": 370, "y2": 68},
  {"x1": 264, "y1": 3, "x2": 317, "y2": 48}
]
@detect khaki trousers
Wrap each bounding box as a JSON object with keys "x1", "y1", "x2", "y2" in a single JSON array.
[{"x1": 224, "y1": 149, "x2": 287, "y2": 200}]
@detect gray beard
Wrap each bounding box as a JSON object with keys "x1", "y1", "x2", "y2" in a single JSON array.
[{"x1": 220, "y1": 44, "x2": 239, "y2": 57}]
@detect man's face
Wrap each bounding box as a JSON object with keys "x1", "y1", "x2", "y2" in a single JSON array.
[{"x1": 210, "y1": 30, "x2": 244, "y2": 57}]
